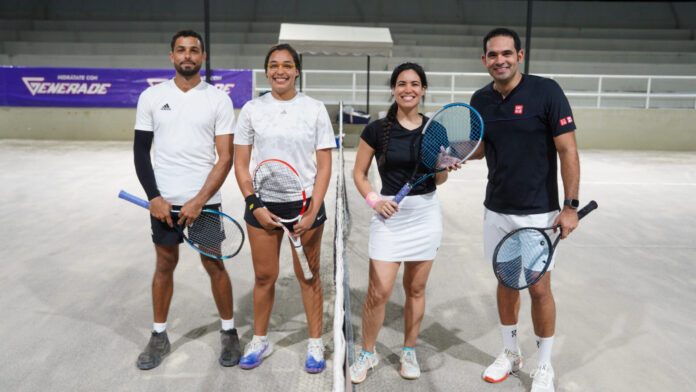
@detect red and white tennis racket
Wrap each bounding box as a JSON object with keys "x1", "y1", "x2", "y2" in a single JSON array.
[{"x1": 252, "y1": 159, "x2": 313, "y2": 280}]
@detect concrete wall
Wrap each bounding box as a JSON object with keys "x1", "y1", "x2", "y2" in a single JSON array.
[{"x1": 1, "y1": 106, "x2": 694, "y2": 151}]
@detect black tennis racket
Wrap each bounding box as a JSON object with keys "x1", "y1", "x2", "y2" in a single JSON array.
[
  {"x1": 492, "y1": 200, "x2": 598, "y2": 290},
  {"x1": 252, "y1": 159, "x2": 313, "y2": 280},
  {"x1": 388, "y1": 102, "x2": 484, "y2": 210},
  {"x1": 118, "y1": 190, "x2": 244, "y2": 259}
]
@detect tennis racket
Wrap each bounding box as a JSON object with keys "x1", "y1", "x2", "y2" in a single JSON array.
[
  {"x1": 492, "y1": 200, "x2": 598, "y2": 290},
  {"x1": 387, "y1": 102, "x2": 484, "y2": 212},
  {"x1": 252, "y1": 159, "x2": 313, "y2": 280},
  {"x1": 118, "y1": 190, "x2": 244, "y2": 260}
]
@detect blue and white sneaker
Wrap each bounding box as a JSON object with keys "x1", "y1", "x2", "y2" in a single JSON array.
[
  {"x1": 239, "y1": 335, "x2": 272, "y2": 369},
  {"x1": 304, "y1": 339, "x2": 326, "y2": 373}
]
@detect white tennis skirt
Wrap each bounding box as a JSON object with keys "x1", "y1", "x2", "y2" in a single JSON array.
[{"x1": 368, "y1": 192, "x2": 443, "y2": 262}]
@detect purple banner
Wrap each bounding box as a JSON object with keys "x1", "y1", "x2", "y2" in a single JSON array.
[{"x1": 0, "y1": 66, "x2": 253, "y2": 109}]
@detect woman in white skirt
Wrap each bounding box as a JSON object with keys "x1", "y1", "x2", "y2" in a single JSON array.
[{"x1": 350, "y1": 62, "x2": 459, "y2": 383}]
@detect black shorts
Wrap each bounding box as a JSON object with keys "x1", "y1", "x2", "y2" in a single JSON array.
[
  {"x1": 244, "y1": 197, "x2": 327, "y2": 232},
  {"x1": 151, "y1": 203, "x2": 222, "y2": 245}
]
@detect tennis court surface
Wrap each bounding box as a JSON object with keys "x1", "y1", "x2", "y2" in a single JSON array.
[{"x1": 0, "y1": 139, "x2": 694, "y2": 391}]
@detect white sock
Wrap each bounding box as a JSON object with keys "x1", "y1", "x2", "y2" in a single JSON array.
[
  {"x1": 253, "y1": 335, "x2": 268, "y2": 342},
  {"x1": 221, "y1": 318, "x2": 234, "y2": 331},
  {"x1": 501, "y1": 324, "x2": 519, "y2": 352},
  {"x1": 153, "y1": 322, "x2": 167, "y2": 333},
  {"x1": 308, "y1": 337, "x2": 323, "y2": 346},
  {"x1": 536, "y1": 335, "x2": 554, "y2": 366}
]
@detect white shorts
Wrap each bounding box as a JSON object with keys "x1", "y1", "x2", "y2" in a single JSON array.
[
  {"x1": 368, "y1": 192, "x2": 442, "y2": 262},
  {"x1": 483, "y1": 208, "x2": 559, "y2": 271}
]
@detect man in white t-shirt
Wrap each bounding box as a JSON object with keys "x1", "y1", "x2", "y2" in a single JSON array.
[{"x1": 132, "y1": 30, "x2": 240, "y2": 370}]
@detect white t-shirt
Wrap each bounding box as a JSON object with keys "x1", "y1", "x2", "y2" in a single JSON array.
[
  {"x1": 134, "y1": 79, "x2": 235, "y2": 205},
  {"x1": 234, "y1": 92, "x2": 335, "y2": 198}
]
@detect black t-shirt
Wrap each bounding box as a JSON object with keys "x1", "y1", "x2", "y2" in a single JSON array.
[
  {"x1": 360, "y1": 116, "x2": 436, "y2": 196},
  {"x1": 470, "y1": 74, "x2": 576, "y2": 214}
]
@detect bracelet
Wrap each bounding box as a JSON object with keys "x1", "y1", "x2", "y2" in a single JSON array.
[
  {"x1": 365, "y1": 191, "x2": 382, "y2": 209},
  {"x1": 245, "y1": 194, "x2": 263, "y2": 212}
]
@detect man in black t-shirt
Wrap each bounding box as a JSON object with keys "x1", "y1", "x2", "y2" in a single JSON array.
[{"x1": 468, "y1": 28, "x2": 581, "y2": 392}]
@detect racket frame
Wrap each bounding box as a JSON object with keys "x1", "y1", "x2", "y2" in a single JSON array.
[
  {"x1": 118, "y1": 190, "x2": 245, "y2": 260},
  {"x1": 392, "y1": 102, "x2": 484, "y2": 205},
  {"x1": 492, "y1": 200, "x2": 598, "y2": 290},
  {"x1": 251, "y1": 159, "x2": 313, "y2": 280}
]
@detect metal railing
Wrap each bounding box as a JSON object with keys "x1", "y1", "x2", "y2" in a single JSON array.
[{"x1": 252, "y1": 69, "x2": 696, "y2": 109}]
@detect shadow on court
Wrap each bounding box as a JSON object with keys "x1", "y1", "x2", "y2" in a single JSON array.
[
  {"x1": 343, "y1": 148, "x2": 696, "y2": 392},
  {"x1": 0, "y1": 140, "x2": 335, "y2": 392},
  {"x1": 0, "y1": 140, "x2": 695, "y2": 391}
]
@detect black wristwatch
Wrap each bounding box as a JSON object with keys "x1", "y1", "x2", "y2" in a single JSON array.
[{"x1": 563, "y1": 199, "x2": 579, "y2": 209}]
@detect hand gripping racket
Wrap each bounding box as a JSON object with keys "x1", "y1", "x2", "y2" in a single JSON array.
[
  {"x1": 118, "y1": 190, "x2": 244, "y2": 260},
  {"x1": 252, "y1": 159, "x2": 313, "y2": 280},
  {"x1": 387, "y1": 102, "x2": 484, "y2": 213},
  {"x1": 493, "y1": 200, "x2": 598, "y2": 290}
]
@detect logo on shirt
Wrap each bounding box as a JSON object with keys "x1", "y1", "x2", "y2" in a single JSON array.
[
  {"x1": 560, "y1": 116, "x2": 573, "y2": 126},
  {"x1": 514, "y1": 105, "x2": 524, "y2": 115},
  {"x1": 160, "y1": 103, "x2": 171, "y2": 111}
]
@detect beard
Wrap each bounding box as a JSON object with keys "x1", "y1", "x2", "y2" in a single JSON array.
[{"x1": 175, "y1": 62, "x2": 202, "y2": 77}]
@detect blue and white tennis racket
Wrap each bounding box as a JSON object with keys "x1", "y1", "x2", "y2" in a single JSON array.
[
  {"x1": 493, "y1": 200, "x2": 598, "y2": 290},
  {"x1": 118, "y1": 190, "x2": 244, "y2": 260},
  {"x1": 390, "y1": 102, "x2": 484, "y2": 207}
]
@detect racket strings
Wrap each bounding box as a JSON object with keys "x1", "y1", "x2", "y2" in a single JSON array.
[
  {"x1": 421, "y1": 105, "x2": 483, "y2": 170},
  {"x1": 495, "y1": 229, "x2": 550, "y2": 289},
  {"x1": 253, "y1": 161, "x2": 304, "y2": 204},
  {"x1": 183, "y1": 212, "x2": 243, "y2": 258}
]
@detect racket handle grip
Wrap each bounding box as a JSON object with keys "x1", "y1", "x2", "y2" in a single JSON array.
[
  {"x1": 379, "y1": 183, "x2": 412, "y2": 219},
  {"x1": 577, "y1": 200, "x2": 598, "y2": 220},
  {"x1": 392, "y1": 183, "x2": 412, "y2": 205},
  {"x1": 298, "y1": 251, "x2": 313, "y2": 280},
  {"x1": 118, "y1": 190, "x2": 150, "y2": 209}
]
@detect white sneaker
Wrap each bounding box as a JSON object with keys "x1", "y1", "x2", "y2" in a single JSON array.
[
  {"x1": 531, "y1": 363, "x2": 555, "y2": 392},
  {"x1": 482, "y1": 348, "x2": 523, "y2": 383},
  {"x1": 350, "y1": 349, "x2": 379, "y2": 384},
  {"x1": 399, "y1": 348, "x2": 421, "y2": 380}
]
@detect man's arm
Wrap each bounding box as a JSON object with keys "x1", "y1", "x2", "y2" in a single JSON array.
[
  {"x1": 134, "y1": 130, "x2": 173, "y2": 227},
  {"x1": 553, "y1": 131, "x2": 580, "y2": 239},
  {"x1": 469, "y1": 141, "x2": 485, "y2": 160},
  {"x1": 177, "y1": 134, "x2": 234, "y2": 227}
]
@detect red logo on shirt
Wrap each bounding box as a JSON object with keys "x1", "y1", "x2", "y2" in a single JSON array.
[
  {"x1": 514, "y1": 105, "x2": 523, "y2": 114},
  {"x1": 566, "y1": 116, "x2": 573, "y2": 124},
  {"x1": 560, "y1": 118, "x2": 567, "y2": 126}
]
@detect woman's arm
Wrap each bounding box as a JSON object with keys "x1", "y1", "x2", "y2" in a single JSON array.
[
  {"x1": 293, "y1": 148, "x2": 332, "y2": 236},
  {"x1": 353, "y1": 139, "x2": 399, "y2": 218}
]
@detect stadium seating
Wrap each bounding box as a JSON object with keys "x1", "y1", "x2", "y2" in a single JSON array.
[{"x1": 2, "y1": 18, "x2": 695, "y2": 75}]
